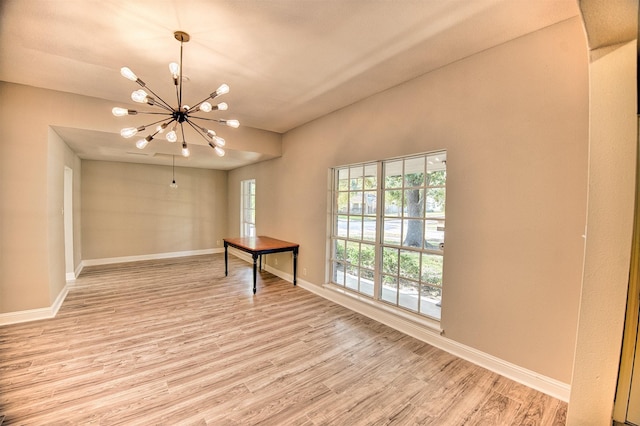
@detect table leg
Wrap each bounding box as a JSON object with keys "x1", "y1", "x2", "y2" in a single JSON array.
[
  {"x1": 224, "y1": 242, "x2": 228, "y2": 276},
  {"x1": 293, "y1": 248, "x2": 298, "y2": 286},
  {"x1": 252, "y1": 253, "x2": 258, "y2": 294}
]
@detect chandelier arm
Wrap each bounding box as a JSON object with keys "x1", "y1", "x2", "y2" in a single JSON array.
[
  {"x1": 139, "y1": 85, "x2": 175, "y2": 111},
  {"x1": 185, "y1": 116, "x2": 228, "y2": 124},
  {"x1": 185, "y1": 119, "x2": 213, "y2": 143},
  {"x1": 180, "y1": 123, "x2": 187, "y2": 143},
  {"x1": 189, "y1": 96, "x2": 214, "y2": 111},
  {"x1": 151, "y1": 102, "x2": 175, "y2": 113},
  {"x1": 136, "y1": 117, "x2": 176, "y2": 131},
  {"x1": 132, "y1": 111, "x2": 174, "y2": 116},
  {"x1": 155, "y1": 117, "x2": 177, "y2": 134}
]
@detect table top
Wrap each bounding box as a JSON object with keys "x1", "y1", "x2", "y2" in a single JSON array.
[{"x1": 224, "y1": 236, "x2": 299, "y2": 252}]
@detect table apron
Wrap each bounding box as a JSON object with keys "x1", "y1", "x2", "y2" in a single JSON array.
[{"x1": 226, "y1": 244, "x2": 298, "y2": 257}]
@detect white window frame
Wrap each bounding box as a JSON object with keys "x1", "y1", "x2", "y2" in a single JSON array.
[
  {"x1": 241, "y1": 179, "x2": 256, "y2": 237},
  {"x1": 329, "y1": 151, "x2": 446, "y2": 321}
]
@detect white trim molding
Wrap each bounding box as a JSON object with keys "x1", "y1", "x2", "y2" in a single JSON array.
[
  {"x1": 229, "y1": 252, "x2": 571, "y2": 402},
  {"x1": 74, "y1": 262, "x2": 84, "y2": 278},
  {"x1": 0, "y1": 284, "x2": 69, "y2": 326},
  {"x1": 82, "y1": 248, "x2": 223, "y2": 267},
  {"x1": 65, "y1": 262, "x2": 84, "y2": 281}
]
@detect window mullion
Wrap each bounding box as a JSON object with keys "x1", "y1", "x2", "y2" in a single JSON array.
[{"x1": 373, "y1": 161, "x2": 384, "y2": 302}]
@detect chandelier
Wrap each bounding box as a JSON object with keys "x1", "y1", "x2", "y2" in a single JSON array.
[{"x1": 112, "y1": 31, "x2": 239, "y2": 158}]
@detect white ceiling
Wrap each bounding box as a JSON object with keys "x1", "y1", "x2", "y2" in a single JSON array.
[{"x1": 0, "y1": 0, "x2": 580, "y2": 170}]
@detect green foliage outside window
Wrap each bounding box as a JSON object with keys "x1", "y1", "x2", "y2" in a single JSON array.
[{"x1": 337, "y1": 240, "x2": 442, "y2": 287}]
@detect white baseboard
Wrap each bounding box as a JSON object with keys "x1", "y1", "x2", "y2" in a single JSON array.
[
  {"x1": 65, "y1": 261, "x2": 83, "y2": 281},
  {"x1": 74, "y1": 262, "x2": 84, "y2": 278},
  {"x1": 82, "y1": 248, "x2": 223, "y2": 267},
  {"x1": 51, "y1": 284, "x2": 69, "y2": 316},
  {"x1": 0, "y1": 283, "x2": 69, "y2": 326},
  {"x1": 229, "y1": 252, "x2": 571, "y2": 402},
  {"x1": 66, "y1": 261, "x2": 85, "y2": 280}
]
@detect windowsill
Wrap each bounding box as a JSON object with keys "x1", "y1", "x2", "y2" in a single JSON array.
[{"x1": 322, "y1": 283, "x2": 443, "y2": 334}]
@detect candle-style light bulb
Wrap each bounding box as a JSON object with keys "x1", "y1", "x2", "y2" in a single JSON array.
[
  {"x1": 136, "y1": 138, "x2": 149, "y2": 149},
  {"x1": 120, "y1": 127, "x2": 138, "y2": 138},
  {"x1": 216, "y1": 84, "x2": 229, "y2": 96},
  {"x1": 131, "y1": 89, "x2": 148, "y2": 103},
  {"x1": 169, "y1": 62, "x2": 179, "y2": 79},
  {"x1": 200, "y1": 102, "x2": 212, "y2": 112},
  {"x1": 208, "y1": 142, "x2": 225, "y2": 156},
  {"x1": 120, "y1": 67, "x2": 138, "y2": 82},
  {"x1": 166, "y1": 124, "x2": 178, "y2": 142},
  {"x1": 181, "y1": 142, "x2": 190, "y2": 157},
  {"x1": 225, "y1": 119, "x2": 240, "y2": 128},
  {"x1": 112, "y1": 107, "x2": 129, "y2": 117}
]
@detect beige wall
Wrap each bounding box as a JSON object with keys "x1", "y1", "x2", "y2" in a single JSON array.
[
  {"x1": 81, "y1": 160, "x2": 227, "y2": 260},
  {"x1": 1, "y1": 84, "x2": 54, "y2": 312},
  {"x1": 228, "y1": 18, "x2": 589, "y2": 384}
]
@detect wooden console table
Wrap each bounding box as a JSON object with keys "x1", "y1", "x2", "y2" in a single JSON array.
[{"x1": 224, "y1": 236, "x2": 299, "y2": 294}]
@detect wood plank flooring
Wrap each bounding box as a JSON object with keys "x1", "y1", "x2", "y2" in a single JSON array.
[{"x1": 0, "y1": 254, "x2": 567, "y2": 425}]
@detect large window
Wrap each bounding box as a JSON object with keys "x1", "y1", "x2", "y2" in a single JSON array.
[
  {"x1": 241, "y1": 179, "x2": 256, "y2": 237},
  {"x1": 330, "y1": 152, "x2": 446, "y2": 320}
]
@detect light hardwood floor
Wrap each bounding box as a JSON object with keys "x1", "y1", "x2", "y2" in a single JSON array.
[{"x1": 0, "y1": 254, "x2": 567, "y2": 425}]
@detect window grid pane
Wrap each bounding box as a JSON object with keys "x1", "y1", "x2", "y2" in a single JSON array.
[
  {"x1": 329, "y1": 164, "x2": 377, "y2": 298},
  {"x1": 379, "y1": 153, "x2": 446, "y2": 320}
]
